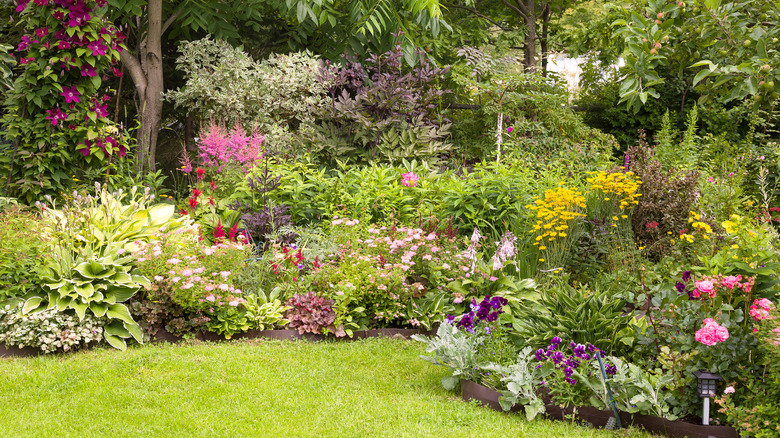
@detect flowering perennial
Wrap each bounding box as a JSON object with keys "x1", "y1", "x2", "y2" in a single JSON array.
[
  {"x1": 586, "y1": 170, "x2": 642, "y2": 210},
  {"x1": 527, "y1": 186, "x2": 586, "y2": 245},
  {"x1": 401, "y1": 172, "x2": 419, "y2": 187}
]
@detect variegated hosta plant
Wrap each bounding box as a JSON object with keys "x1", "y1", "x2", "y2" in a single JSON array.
[{"x1": 23, "y1": 245, "x2": 150, "y2": 350}]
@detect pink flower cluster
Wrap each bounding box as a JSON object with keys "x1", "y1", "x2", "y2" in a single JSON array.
[
  {"x1": 401, "y1": 172, "x2": 419, "y2": 187},
  {"x1": 692, "y1": 274, "x2": 755, "y2": 298},
  {"x1": 695, "y1": 318, "x2": 730, "y2": 346},
  {"x1": 195, "y1": 120, "x2": 264, "y2": 174},
  {"x1": 750, "y1": 298, "x2": 774, "y2": 321}
]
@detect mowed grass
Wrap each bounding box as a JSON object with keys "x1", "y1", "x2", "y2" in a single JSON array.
[{"x1": 0, "y1": 337, "x2": 660, "y2": 438}]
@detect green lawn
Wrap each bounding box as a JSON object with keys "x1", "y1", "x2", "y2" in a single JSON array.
[{"x1": 0, "y1": 338, "x2": 659, "y2": 438}]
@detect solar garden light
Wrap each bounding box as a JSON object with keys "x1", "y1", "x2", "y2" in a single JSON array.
[{"x1": 693, "y1": 370, "x2": 722, "y2": 425}]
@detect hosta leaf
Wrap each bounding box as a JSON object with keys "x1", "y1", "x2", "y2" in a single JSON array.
[
  {"x1": 125, "y1": 322, "x2": 143, "y2": 343},
  {"x1": 22, "y1": 296, "x2": 44, "y2": 314},
  {"x1": 110, "y1": 286, "x2": 140, "y2": 303},
  {"x1": 103, "y1": 333, "x2": 127, "y2": 351},
  {"x1": 110, "y1": 272, "x2": 132, "y2": 284},
  {"x1": 72, "y1": 300, "x2": 88, "y2": 320},
  {"x1": 106, "y1": 303, "x2": 135, "y2": 325},
  {"x1": 74, "y1": 282, "x2": 95, "y2": 298},
  {"x1": 105, "y1": 320, "x2": 131, "y2": 338},
  {"x1": 89, "y1": 302, "x2": 108, "y2": 317},
  {"x1": 56, "y1": 295, "x2": 73, "y2": 311}
]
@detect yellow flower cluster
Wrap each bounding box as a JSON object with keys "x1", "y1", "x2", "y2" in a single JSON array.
[
  {"x1": 676, "y1": 211, "x2": 714, "y2": 244},
  {"x1": 721, "y1": 214, "x2": 742, "y2": 235},
  {"x1": 527, "y1": 187, "x2": 586, "y2": 245},
  {"x1": 586, "y1": 170, "x2": 642, "y2": 210}
]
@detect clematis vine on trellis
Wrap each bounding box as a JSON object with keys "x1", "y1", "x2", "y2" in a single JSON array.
[{"x1": 1, "y1": 0, "x2": 127, "y2": 202}]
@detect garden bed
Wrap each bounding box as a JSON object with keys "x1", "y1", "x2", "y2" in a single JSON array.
[{"x1": 461, "y1": 380, "x2": 739, "y2": 438}]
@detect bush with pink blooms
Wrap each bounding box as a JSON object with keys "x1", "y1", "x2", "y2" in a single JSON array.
[{"x1": 130, "y1": 228, "x2": 255, "y2": 338}]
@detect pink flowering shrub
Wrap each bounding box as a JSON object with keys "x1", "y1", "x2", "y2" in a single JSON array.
[
  {"x1": 401, "y1": 172, "x2": 419, "y2": 187},
  {"x1": 131, "y1": 228, "x2": 253, "y2": 338},
  {"x1": 691, "y1": 274, "x2": 755, "y2": 299},
  {"x1": 191, "y1": 120, "x2": 264, "y2": 174},
  {"x1": 306, "y1": 219, "x2": 468, "y2": 329},
  {"x1": 695, "y1": 318, "x2": 730, "y2": 346},
  {"x1": 750, "y1": 298, "x2": 775, "y2": 321}
]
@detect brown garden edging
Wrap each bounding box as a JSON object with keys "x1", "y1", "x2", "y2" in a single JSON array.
[
  {"x1": 197, "y1": 328, "x2": 435, "y2": 342},
  {"x1": 461, "y1": 380, "x2": 739, "y2": 438},
  {"x1": 0, "y1": 343, "x2": 44, "y2": 358},
  {"x1": 0, "y1": 327, "x2": 434, "y2": 358}
]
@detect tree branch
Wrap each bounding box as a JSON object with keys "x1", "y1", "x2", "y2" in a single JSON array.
[
  {"x1": 500, "y1": 0, "x2": 526, "y2": 18},
  {"x1": 161, "y1": 3, "x2": 186, "y2": 35},
  {"x1": 119, "y1": 51, "x2": 147, "y2": 100},
  {"x1": 443, "y1": 3, "x2": 515, "y2": 31}
]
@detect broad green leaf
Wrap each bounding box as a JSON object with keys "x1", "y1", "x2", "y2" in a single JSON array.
[
  {"x1": 22, "y1": 297, "x2": 43, "y2": 314},
  {"x1": 89, "y1": 302, "x2": 108, "y2": 317},
  {"x1": 106, "y1": 303, "x2": 135, "y2": 325},
  {"x1": 103, "y1": 333, "x2": 127, "y2": 351},
  {"x1": 72, "y1": 300, "x2": 88, "y2": 320}
]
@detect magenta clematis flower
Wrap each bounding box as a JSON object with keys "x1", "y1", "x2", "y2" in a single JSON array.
[
  {"x1": 34, "y1": 27, "x2": 49, "y2": 38},
  {"x1": 80, "y1": 65, "x2": 96, "y2": 77},
  {"x1": 87, "y1": 40, "x2": 106, "y2": 56},
  {"x1": 60, "y1": 85, "x2": 80, "y2": 103},
  {"x1": 45, "y1": 108, "x2": 68, "y2": 126}
]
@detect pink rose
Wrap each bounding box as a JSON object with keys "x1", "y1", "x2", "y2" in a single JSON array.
[
  {"x1": 715, "y1": 325, "x2": 729, "y2": 342},
  {"x1": 758, "y1": 298, "x2": 774, "y2": 310},
  {"x1": 695, "y1": 328, "x2": 717, "y2": 346},
  {"x1": 721, "y1": 275, "x2": 742, "y2": 289},
  {"x1": 695, "y1": 279, "x2": 716, "y2": 298},
  {"x1": 703, "y1": 318, "x2": 715, "y2": 325}
]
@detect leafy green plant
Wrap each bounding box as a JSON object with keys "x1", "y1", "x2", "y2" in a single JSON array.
[
  {"x1": 511, "y1": 283, "x2": 636, "y2": 357},
  {"x1": 23, "y1": 245, "x2": 149, "y2": 350},
  {"x1": 284, "y1": 292, "x2": 338, "y2": 336},
  {"x1": 0, "y1": 207, "x2": 50, "y2": 302},
  {"x1": 242, "y1": 295, "x2": 290, "y2": 331}
]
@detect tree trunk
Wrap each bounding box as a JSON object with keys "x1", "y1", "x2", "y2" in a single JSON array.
[
  {"x1": 523, "y1": 12, "x2": 536, "y2": 71},
  {"x1": 540, "y1": 3, "x2": 550, "y2": 75},
  {"x1": 119, "y1": 0, "x2": 164, "y2": 175}
]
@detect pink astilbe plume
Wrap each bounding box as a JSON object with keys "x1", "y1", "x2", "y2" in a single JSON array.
[{"x1": 196, "y1": 120, "x2": 264, "y2": 173}]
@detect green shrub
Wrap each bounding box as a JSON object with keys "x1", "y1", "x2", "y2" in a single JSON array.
[{"x1": 0, "y1": 207, "x2": 50, "y2": 302}]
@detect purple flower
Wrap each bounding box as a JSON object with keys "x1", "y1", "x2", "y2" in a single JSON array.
[
  {"x1": 605, "y1": 363, "x2": 617, "y2": 376},
  {"x1": 34, "y1": 27, "x2": 49, "y2": 38},
  {"x1": 566, "y1": 377, "x2": 577, "y2": 385},
  {"x1": 445, "y1": 314, "x2": 455, "y2": 324},
  {"x1": 564, "y1": 366, "x2": 574, "y2": 377},
  {"x1": 551, "y1": 336, "x2": 562, "y2": 346},
  {"x1": 552, "y1": 351, "x2": 563, "y2": 364},
  {"x1": 507, "y1": 126, "x2": 513, "y2": 134},
  {"x1": 486, "y1": 311, "x2": 499, "y2": 322},
  {"x1": 587, "y1": 344, "x2": 597, "y2": 353},
  {"x1": 535, "y1": 348, "x2": 546, "y2": 361},
  {"x1": 469, "y1": 298, "x2": 479, "y2": 312},
  {"x1": 484, "y1": 326, "x2": 492, "y2": 335},
  {"x1": 60, "y1": 85, "x2": 80, "y2": 103},
  {"x1": 682, "y1": 271, "x2": 691, "y2": 282},
  {"x1": 676, "y1": 282, "x2": 686, "y2": 294}
]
